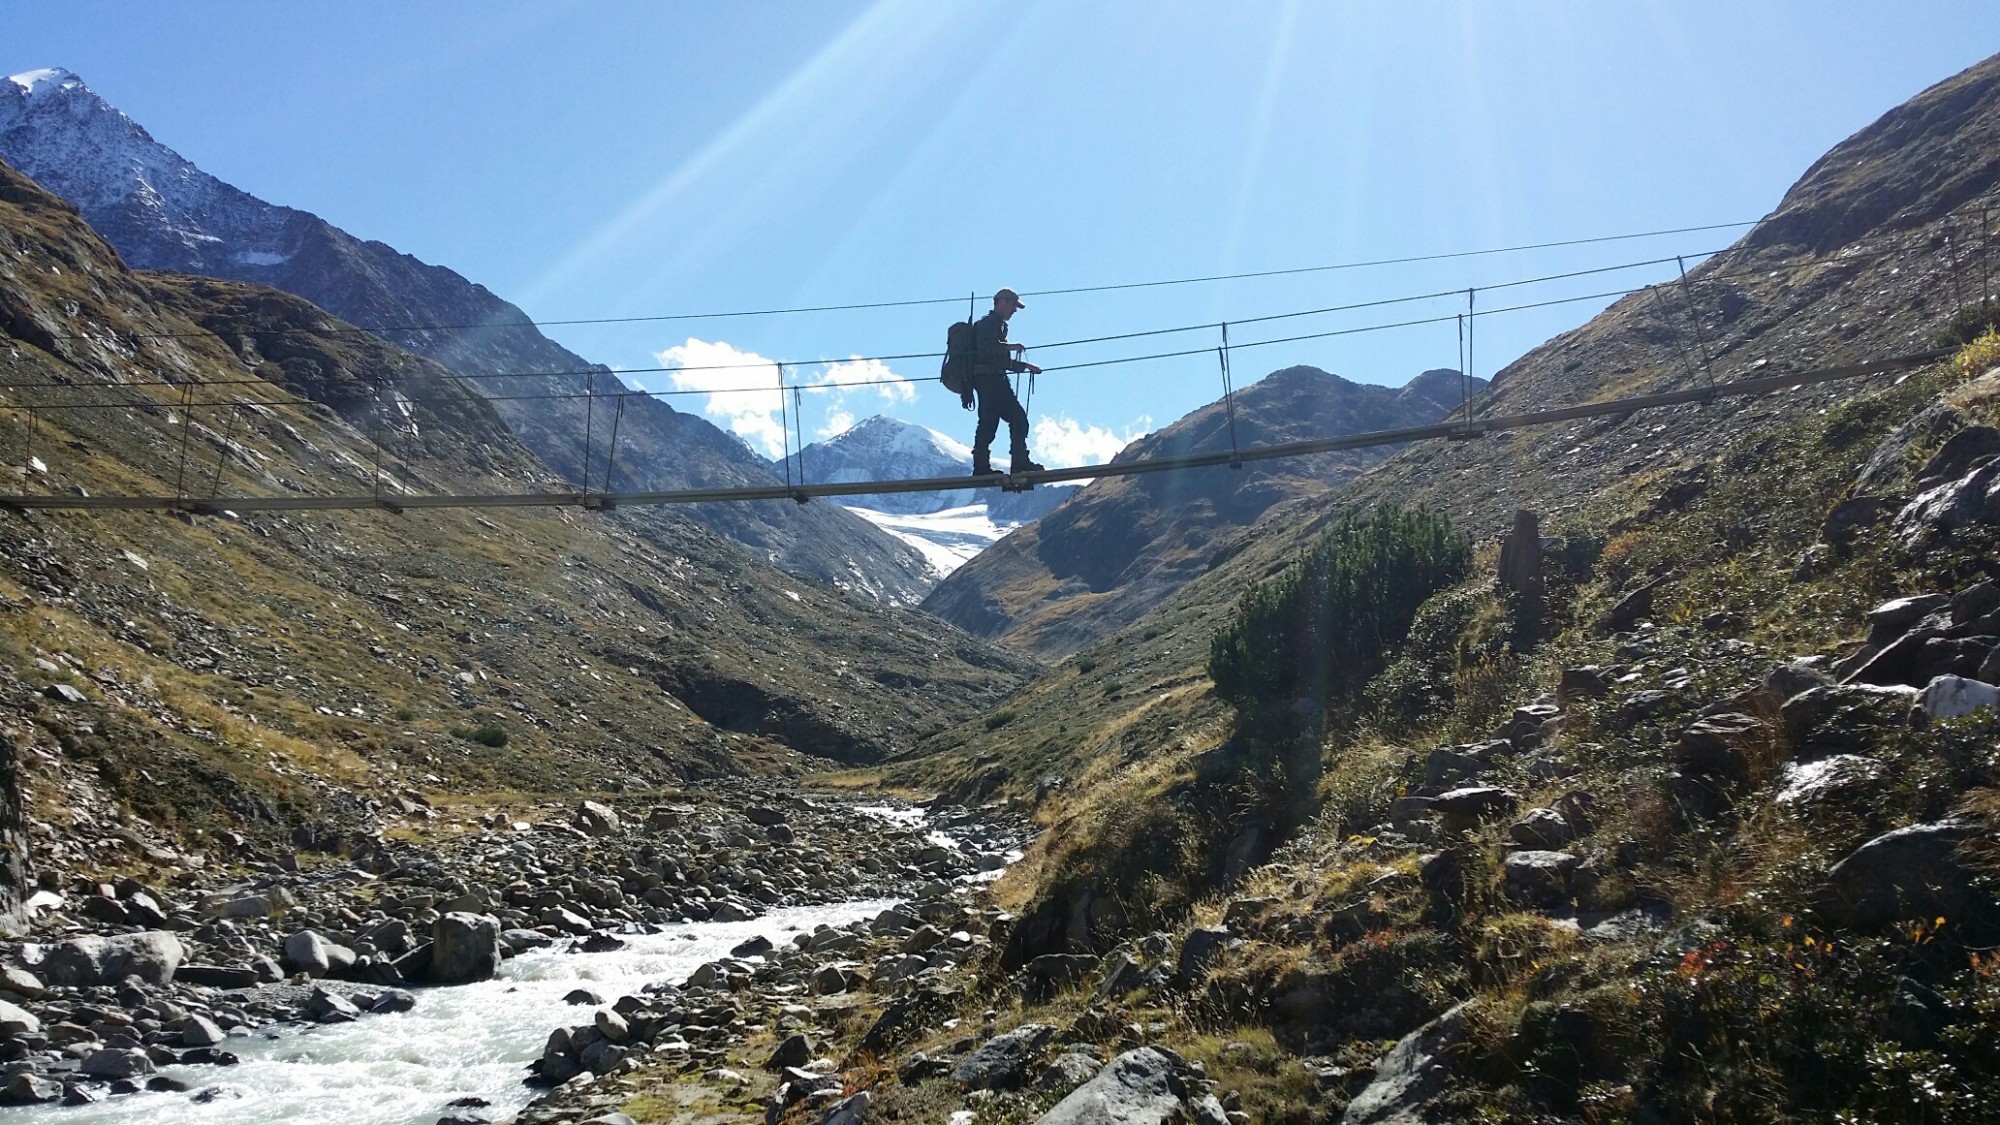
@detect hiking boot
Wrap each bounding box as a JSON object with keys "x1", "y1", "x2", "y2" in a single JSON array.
[
  {"x1": 971, "y1": 459, "x2": 1000, "y2": 477},
  {"x1": 1009, "y1": 455, "x2": 1045, "y2": 474}
]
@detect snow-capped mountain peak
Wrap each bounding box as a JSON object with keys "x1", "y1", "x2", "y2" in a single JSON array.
[
  {"x1": 6, "y1": 68, "x2": 83, "y2": 97},
  {"x1": 774, "y1": 414, "x2": 1076, "y2": 575},
  {"x1": 0, "y1": 67, "x2": 297, "y2": 265}
]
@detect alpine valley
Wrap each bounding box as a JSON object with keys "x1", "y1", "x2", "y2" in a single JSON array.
[{"x1": 0, "y1": 42, "x2": 1995, "y2": 1125}]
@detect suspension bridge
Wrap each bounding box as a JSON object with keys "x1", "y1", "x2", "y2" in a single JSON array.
[{"x1": 0, "y1": 202, "x2": 1991, "y2": 518}]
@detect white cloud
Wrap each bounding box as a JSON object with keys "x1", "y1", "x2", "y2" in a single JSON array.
[
  {"x1": 652, "y1": 341, "x2": 926, "y2": 456},
  {"x1": 810, "y1": 357, "x2": 917, "y2": 404},
  {"x1": 818, "y1": 405, "x2": 856, "y2": 440},
  {"x1": 654, "y1": 337, "x2": 787, "y2": 457},
  {"x1": 1034, "y1": 414, "x2": 1152, "y2": 469}
]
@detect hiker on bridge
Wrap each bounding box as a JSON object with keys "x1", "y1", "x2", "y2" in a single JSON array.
[{"x1": 963, "y1": 287, "x2": 1043, "y2": 476}]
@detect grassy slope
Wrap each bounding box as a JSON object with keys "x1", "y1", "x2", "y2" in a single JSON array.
[{"x1": 0, "y1": 158, "x2": 1035, "y2": 856}]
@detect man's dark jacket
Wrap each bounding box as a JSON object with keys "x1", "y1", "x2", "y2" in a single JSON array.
[{"x1": 970, "y1": 311, "x2": 1030, "y2": 377}]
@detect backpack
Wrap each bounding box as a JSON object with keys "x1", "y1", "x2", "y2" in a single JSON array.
[{"x1": 940, "y1": 319, "x2": 976, "y2": 396}]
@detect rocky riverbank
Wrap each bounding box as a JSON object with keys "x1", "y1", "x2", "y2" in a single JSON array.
[{"x1": 0, "y1": 784, "x2": 1026, "y2": 1114}]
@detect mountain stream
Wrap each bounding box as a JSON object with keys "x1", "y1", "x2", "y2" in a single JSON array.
[{"x1": 0, "y1": 899, "x2": 899, "y2": 1125}]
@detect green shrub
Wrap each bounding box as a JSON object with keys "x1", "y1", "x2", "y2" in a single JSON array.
[
  {"x1": 983, "y1": 709, "x2": 1017, "y2": 731},
  {"x1": 449, "y1": 724, "x2": 508, "y2": 748},
  {"x1": 1208, "y1": 504, "x2": 1470, "y2": 721},
  {"x1": 1935, "y1": 300, "x2": 2000, "y2": 349}
]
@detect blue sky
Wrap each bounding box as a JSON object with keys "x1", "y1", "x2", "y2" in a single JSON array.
[{"x1": 9, "y1": 3, "x2": 2000, "y2": 465}]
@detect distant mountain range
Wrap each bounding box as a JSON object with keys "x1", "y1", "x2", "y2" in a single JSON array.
[
  {"x1": 0, "y1": 68, "x2": 936, "y2": 603},
  {"x1": 922, "y1": 366, "x2": 1485, "y2": 656},
  {"x1": 773, "y1": 414, "x2": 1077, "y2": 575}
]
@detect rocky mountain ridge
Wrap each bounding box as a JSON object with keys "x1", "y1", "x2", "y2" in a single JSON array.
[
  {"x1": 923, "y1": 365, "x2": 1483, "y2": 658},
  {"x1": 0, "y1": 68, "x2": 937, "y2": 604},
  {"x1": 0, "y1": 156, "x2": 1034, "y2": 868}
]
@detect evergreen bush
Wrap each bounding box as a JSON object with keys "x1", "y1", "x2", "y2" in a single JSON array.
[{"x1": 1207, "y1": 504, "x2": 1470, "y2": 721}]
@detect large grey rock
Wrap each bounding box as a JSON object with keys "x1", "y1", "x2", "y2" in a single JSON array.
[
  {"x1": 282, "y1": 930, "x2": 335, "y2": 977},
  {"x1": 1177, "y1": 927, "x2": 1230, "y2": 981},
  {"x1": 2, "y1": 1073, "x2": 60, "y2": 1104},
  {"x1": 179, "y1": 1014, "x2": 224, "y2": 1047},
  {"x1": 766, "y1": 1032, "x2": 812, "y2": 1071},
  {"x1": 1508, "y1": 808, "x2": 1574, "y2": 849},
  {"x1": 817, "y1": 1091, "x2": 869, "y2": 1125},
  {"x1": 1867, "y1": 594, "x2": 1952, "y2": 641},
  {"x1": 1428, "y1": 787, "x2": 1518, "y2": 824},
  {"x1": 202, "y1": 886, "x2": 295, "y2": 919},
  {"x1": 178, "y1": 963, "x2": 260, "y2": 989},
  {"x1": 1504, "y1": 851, "x2": 1580, "y2": 906},
  {"x1": 1819, "y1": 820, "x2": 1989, "y2": 929},
  {"x1": 1916, "y1": 675, "x2": 2000, "y2": 721},
  {"x1": 1033, "y1": 1046, "x2": 1185, "y2": 1124},
  {"x1": 574, "y1": 800, "x2": 621, "y2": 836},
  {"x1": 429, "y1": 913, "x2": 503, "y2": 984},
  {"x1": 0, "y1": 998, "x2": 38, "y2": 1036},
  {"x1": 80, "y1": 1047, "x2": 155, "y2": 1079},
  {"x1": 1781, "y1": 683, "x2": 1920, "y2": 753},
  {"x1": 1039, "y1": 1051, "x2": 1104, "y2": 1093},
  {"x1": 953, "y1": 1022, "x2": 1055, "y2": 1090},
  {"x1": 1674, "y1": 713, "x2": 1764, "y2": 783},
  {"x1": 32, "y1": 931, "x2": 183, "y2": 987},
  {"x1": 1341, "y1": 1003, "x2": 1472, "y2": 1124},
  {"x1": 1893, "y1": 459, "x2": 2000, "y2": 547}
]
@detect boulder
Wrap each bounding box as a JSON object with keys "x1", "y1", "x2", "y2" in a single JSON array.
[
  {"x1": 767, "y1": 1032, "x2": 812, "y2": 1071},
  {"x1": 179, "y1": 1014, "x2": 225, "y2": 1048},
  {"x1": 1775, "y1": 755, "x2": 1884, "y2": 810},
  {"x1": 1429, "y1": 787, "x2": 1518, "y2": 827},
  {"x1": 1916, "y1": 425, "x2": 2000, "y2": 484},
  {"x1": 1821, "y1": 494, "x2": 1898, "y2": 546},
  {"x1": 1341, "y1": 1004, "x2": 1472, "y2": 1124},
  {"x1": 1509, "y1": 808, "x2": 1574, "y2": 849},
  {"x1": 1892, "y1": 459, "x2": 2000, "y2": 548},
  {"x1": 2, "y1": 1073, "x2": 60, "y2": 1104},
  {"x1": 1781, "y1": 683, "x2": 1921, "y2": 754},
  {"x1": 1094, "y1": 952, "x2": 1145, "y2": 1000},
  {"x1": 1867, "y1": 594, "x2": 1951, "y2": 642},
  {"x1": 1027, "y1": 953, "x2": 1097, "y2": 997},
  {"x1": 1504, "y1": 851, "x2": 1581, "y2": 906},
  {"x1": 80, "y1": 1047, "x2": 154, "y2": 1079},
  {"x1": 1916, "y1": 675, "x2": 2000, "y2": 721},
  {"x1": 574, "y1": 800, "x2": 621, "y2": 837},
  {"x1": 306, "y1": 986, "x2": 360, "y2": 1023},
  {"x1": 817, "y1": 1092, "x2": 869, "y2": 1125},
  {"x1": 1033, "y1": 1047, "x2": 1185, "y2": 1125},
  {"x1": 429, "y1": 913, "x2": 503, "y2": 984},
  {"x1": 1422, "y1": 748, "x2": 1489, "y2": 791},
  {"x1": 1177, "y1": 927, "x2": 1230, "y2": 981},
  {"x1": 859, "y1": 987, "x2": 957, "y2": 1055},
  {"x1": 0, "y1": 999, "x2": 37, "y2": 1037},
  {"x1": 282, "y1": 930, "x2": 336, "y2": 978},
  {"x1": 33, "y1": 931, "x2": 183, "y2": 987},
  {"x1": 1039, "y1": 1050, "x2": 1104, "y2": 1093},
  {"x1": 1819, "y1": 820, "x2": 1992, "y2": 930},
  {"x1": 954, "y1": 1023, "x2": 1056, "y2": 1090},
  {"x1": 177, "y1": 963, "x2": 260, "y2": 990},
  {"x1": 1849, "y1": 634, "x2": 1996, "y2": 687},
  {"x1": 1673, "y1": 713, "x2": 1765, "y2": 783},
  {"x1": 1556, "y1": 666, "x2": 1610, "y2": 705}
]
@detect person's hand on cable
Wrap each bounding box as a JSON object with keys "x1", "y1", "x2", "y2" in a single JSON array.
[{"x1": 1024, "y1": 363, "x2": 1041, "y2": 375}]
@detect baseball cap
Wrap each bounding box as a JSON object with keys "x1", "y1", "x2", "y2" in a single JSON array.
[{"x1": 995, "y1": 287, "x2": 1026, "y2": 308}]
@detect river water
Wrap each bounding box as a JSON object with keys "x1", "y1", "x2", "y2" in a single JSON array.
[{"x1": 0, "y1": 899, "x2": 899, "y2": 1125}]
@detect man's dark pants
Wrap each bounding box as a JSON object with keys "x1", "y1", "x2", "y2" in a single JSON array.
[{"x1": 970, "y1": 372, "x2": 1029, "y2": 467}]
